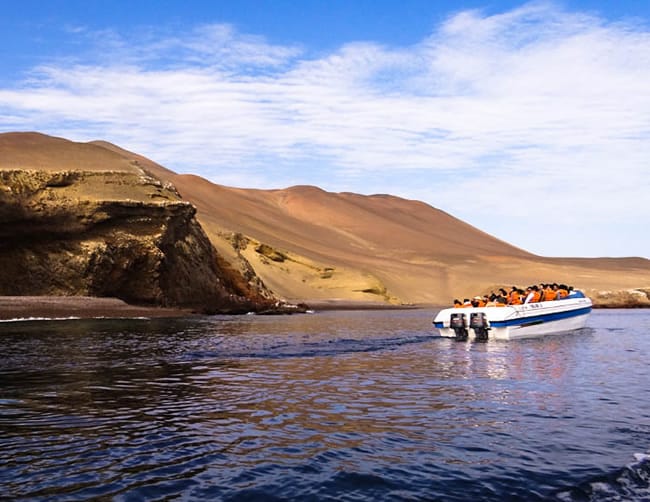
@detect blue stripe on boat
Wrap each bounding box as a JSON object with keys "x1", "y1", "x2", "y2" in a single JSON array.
[
  {"x1": 433, "y1": 322, "x2": 444, "y2": 328},
  {"x1": 489, "y1": 306, "x2": 592, "y2": 328}
]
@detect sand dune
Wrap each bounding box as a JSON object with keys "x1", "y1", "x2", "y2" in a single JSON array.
[
  {"x1": 3, "y1": 132, "x2": 649, "y2": 306},
  {"x1": 0, "y1": 132, "x2": 140, "y2": 173}
]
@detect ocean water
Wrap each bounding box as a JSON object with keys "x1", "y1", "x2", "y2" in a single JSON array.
[{"x1": 1, "y1": 309, "x2": 649, "y2": 501}]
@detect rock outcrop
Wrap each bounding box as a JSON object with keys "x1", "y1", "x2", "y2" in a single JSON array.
[
  {"x1": 586, "y1": 288, "x2": 650, "y2": 308},
  {"x1": 0, "y1": 169, "x2": 277, "y2": 313}
]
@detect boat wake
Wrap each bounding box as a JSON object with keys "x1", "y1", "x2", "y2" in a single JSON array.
[{"x1": 187, "y1": 332, "x2": 437, "y2": 360}]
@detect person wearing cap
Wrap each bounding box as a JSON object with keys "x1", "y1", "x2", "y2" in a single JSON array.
[{"x1": 471, "y1": 296, "x2": 486, "y2": 307}]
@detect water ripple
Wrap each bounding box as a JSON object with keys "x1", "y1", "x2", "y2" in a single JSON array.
[{"x1": 1, "y1": 310, "x2": 649, "y2": 500}]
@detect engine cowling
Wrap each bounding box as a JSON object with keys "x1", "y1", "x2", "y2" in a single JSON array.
[
  {"x1": 470, "y1": 312, "x2": 489, "y2": 341},
  {"x1": 450, "y1": 313, "x2": 469, "y2": 341}
]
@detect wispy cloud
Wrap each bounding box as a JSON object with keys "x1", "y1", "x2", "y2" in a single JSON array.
[{"x1": 1, "y1": 2, "x2": 648, "y2": 257}]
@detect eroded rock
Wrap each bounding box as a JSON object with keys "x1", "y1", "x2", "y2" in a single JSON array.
[
  {"x1": 0, "y1": 170, "x2": 278, "y2": 313},
  {"x1": 587, "y1": 288, "x2": 650, "y2": 308}
]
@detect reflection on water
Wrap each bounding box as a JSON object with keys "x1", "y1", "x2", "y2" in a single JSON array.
[{"x1": 1, "y1": 310, "x2": 649, "y2": 501}]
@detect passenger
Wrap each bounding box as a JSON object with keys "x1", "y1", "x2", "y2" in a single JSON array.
[
  {"x1": 508, "y1": 288, "x2": 523, "y2": 305},
  {"x1": 494, "y1": 294, "x2": 508, "y2": 306},
  {"x1": 524, "y1": 285, "x2": 541, "y2": 303},
  {"x1": 471, "y1": 296, "x2": 486, "y2": 307},
  {"x1": 523, "y1": 287, "x2": 532, "y2": 303},
  {"x1": 538, "y1": 283, "x2": 548, "y2": 301},
  {"x1": 453, "y1": 299, "x2": 463, "y2": 308},
  {"x1": 463, "y1": 298, "x2": 473, "y2": 307},
  {"x1": 551, "y1": 283, "x2": 559, "y2": 295},
  {"x1": 544, "y1": 284, "x2": 557, "y2": 301},
  {"x1": 556, "y1": 284, "x2": 569, "y2": 299}
]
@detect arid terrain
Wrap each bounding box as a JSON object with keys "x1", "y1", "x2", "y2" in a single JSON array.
[{"x1": 2, "y1": 131, "x2": 649, "y2": 313}]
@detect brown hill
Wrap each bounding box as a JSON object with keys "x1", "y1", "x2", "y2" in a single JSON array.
[
  {"x1": 0, "y1": 132, "x2": 140, "y2": 172},
  {"x1": 3, "y1": 132, "x2": 650, "y2": 307}
]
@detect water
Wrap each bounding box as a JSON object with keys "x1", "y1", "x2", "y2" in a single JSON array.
[{"x1": 1, "y1": 309, "x2": 649, "y2": 501}]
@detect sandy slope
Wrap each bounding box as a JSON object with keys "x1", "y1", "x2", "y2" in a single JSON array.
[
  {"x1": 3, "y1": 132, "x2": 650, "y2": 306},
  {"x1": 0, "y1": 132, "x2": 141, "y2": 173}
]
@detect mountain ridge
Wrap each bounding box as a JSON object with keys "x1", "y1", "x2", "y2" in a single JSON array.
[{"x1": 2, "y1": 131, "x2": 649, "y2": 307}]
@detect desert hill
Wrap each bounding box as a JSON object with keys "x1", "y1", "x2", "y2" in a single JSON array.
[
  {"x1": 0, "y1": 132, "x2": 140, "y2": 173},
  {"x1": 3, "y1": 132, "x2": 650, "y2": 307}
]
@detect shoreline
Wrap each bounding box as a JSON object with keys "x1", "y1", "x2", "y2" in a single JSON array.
[
  {"x1": 1, "y1": 295, "x2": 647, "y2": 323},
  {"x1": 297, "y1": 299, "x2": 425, "y2": 311},
  {"x1": 0, "y1": 296, "x2": 193, "y2": 322},
  {"x1": 0, "y1": 296, "x2": 427, "y2": 322}
]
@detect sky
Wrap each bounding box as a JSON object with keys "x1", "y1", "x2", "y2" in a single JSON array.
[{"x1": 1, "y1": 0, "x2": 649, "y2": 259}]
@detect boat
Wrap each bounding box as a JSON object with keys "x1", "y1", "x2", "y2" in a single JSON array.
[{"x1": 432, "y1": 292, "x2": 592, "y2": 341}]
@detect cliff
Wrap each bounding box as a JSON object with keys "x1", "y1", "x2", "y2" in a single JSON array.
[{"x1": 0, "y1": 168, "x2": 276, "y2": 313}]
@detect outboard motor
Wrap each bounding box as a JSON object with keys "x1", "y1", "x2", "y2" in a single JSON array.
[
  {"x1": 450, "y1": 313, "x2": 468, "y2": 341},
  {"x1": 470, "y1": 312, "x2": 490, "y2": 342}
]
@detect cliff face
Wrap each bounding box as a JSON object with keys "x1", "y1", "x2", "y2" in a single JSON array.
[{"x1": 0, "y1": 169, "x2": 275, "y2": 313}]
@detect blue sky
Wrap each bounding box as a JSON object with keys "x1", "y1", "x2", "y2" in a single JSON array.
[{"x1": 1, "y1": 1, "x2": 649, "y2": 259}]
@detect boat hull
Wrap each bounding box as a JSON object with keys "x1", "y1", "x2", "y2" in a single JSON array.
[{"x1": 432, "y1": 296, "x2": 592, "y2": 341}]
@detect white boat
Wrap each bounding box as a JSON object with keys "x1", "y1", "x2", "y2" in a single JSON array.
[{"x1": 432, "y1": 292, "x2": 592, "y2": 341}]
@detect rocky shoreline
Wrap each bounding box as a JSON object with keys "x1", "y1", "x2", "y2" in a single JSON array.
[
  {"x1": 586, "y1": 288, "x2": 650, "y2": 308},
  {"x1": 2, "y1": 290, "x2": 649, "y2": 322},
  {"x1": 0, "y1": 296, "x2": 315, "y2": 321},
  {"x1": 0, "y1": 296, "x2": 193, "y2": 321}
]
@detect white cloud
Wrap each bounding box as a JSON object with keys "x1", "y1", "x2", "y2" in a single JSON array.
[{"x1": 0, "y1": 2, "x2": 648, "y2": 257}]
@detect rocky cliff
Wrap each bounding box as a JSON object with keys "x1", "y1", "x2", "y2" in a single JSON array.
[{"x1": 0, "y1": 168, "x2": 276, "y2": 313}]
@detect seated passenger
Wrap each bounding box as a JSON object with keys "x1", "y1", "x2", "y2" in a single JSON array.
[
  {"x1": 453, "y1": 299, "x2": 463, "y2": 308},
  {"x1": 508, "y1": 287, "x2": 521, "y2": 305},
  {"x1": 524, "y1": 285, "x2": 541, "y2": 303},
  {"x1": 471, "y1": 296, "x2": 486, "y2": 307},
  {"x1": 556, "y1": 284, "x2": 569, "y2": 299},
  {"x1": 544, "y1": 284, "x2": 557, "y2": 302},
  {"x1": 538, "y1": 283, "x2": 549, "y2": 301},
  {"x1": 494, "y1": 295, "x2": 508, "y2": 306}
]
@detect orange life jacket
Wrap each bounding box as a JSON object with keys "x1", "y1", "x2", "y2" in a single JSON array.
[
  {"x1": 526, "y1": 290, "x2": 541, "y2": 303},
  {"x1": 544, "y1": 288, "x2": 556, "y2": 301},
  {"x1": 509, "y1": 291, "x2": 522, "y2": 305}
]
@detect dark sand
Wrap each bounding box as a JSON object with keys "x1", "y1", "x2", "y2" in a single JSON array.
[{"x1": 0, "y1": 296, "x2": 192, "y2": 321}]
